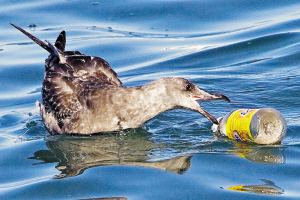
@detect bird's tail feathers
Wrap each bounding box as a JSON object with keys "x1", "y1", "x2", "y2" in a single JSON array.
[{"x1": 54, "y1": 30, "x2": 66, "y2": 52}]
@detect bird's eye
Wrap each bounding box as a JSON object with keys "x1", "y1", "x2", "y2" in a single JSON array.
[{"x1": 185, "y1": 83, "x2": 192, "y2": 91}]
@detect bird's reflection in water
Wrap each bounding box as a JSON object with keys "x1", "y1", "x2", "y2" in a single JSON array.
[
  {"x1": 227, "y1": 179, "x2": 284, "y2": 195},
  {"x1": 31, "y1": 129, "x2": 191, "y2": 178},
  {"x1": 31, "y1": 128, "x2": 285, "y2": 178}
]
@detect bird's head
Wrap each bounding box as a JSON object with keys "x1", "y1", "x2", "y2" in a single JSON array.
[{"x1": 156, "y1": 77, "x2": 230, "y2": 124}]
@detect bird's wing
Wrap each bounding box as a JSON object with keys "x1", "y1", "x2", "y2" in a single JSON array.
[
  {"x1": 11, "y1": 24, "x2": 123, "y2": 131},
  {"x1": 43, "y1": 54, "x2": 123, "y2": 129},
  {"x1": 64, "y1": 52, "x2": 123, "y2": 88}
]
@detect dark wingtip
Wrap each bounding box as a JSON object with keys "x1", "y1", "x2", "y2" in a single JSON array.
[
  {"x1": 10, "y1": 23, "x2": 52, "y2": 53},
  {"x1": 10, "y1": 23, "x2": 19, "y2": 29},
  {"x1": 10, "y1": 23, "x2": 25, "y2": 32}
]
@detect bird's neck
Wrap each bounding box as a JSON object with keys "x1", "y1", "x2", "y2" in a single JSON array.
[{"x1": 121, "y1": 83, "x2": 176, "y2": 126}]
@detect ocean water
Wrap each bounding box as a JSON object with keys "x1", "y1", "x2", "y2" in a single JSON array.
[{"x1": 0, "y1": 0, "x2": 300, "y2": 199}]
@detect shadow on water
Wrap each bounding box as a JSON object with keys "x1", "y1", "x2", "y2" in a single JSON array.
[{"x1": 30, "y1": 129, "x2": 192, "y2": 178}]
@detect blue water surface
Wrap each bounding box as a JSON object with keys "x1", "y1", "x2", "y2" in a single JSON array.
[{"x1": 0, "y1": 0, "x2": 300, "y2": 199}]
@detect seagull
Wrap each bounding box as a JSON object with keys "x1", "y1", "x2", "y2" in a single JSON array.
[{"x1": 11, "y1": 24, "x2": 230, "y2": 135}]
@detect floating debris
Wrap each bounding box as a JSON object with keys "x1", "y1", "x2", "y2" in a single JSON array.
[
  {"x1": 28, "y1": 24, "x2": 37, "y2": 28},
  {"x1": 212, "y1": 108, "x2": 287, "y2": 144}
]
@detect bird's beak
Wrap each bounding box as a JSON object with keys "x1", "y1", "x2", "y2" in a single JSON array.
[
  {"x1": 192, "y1": 90, "x2": 230, "y2": 103},
  {"x1": 191, "y1": 87, "x2": 230, "y2": 124}
]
